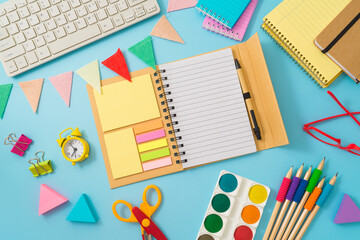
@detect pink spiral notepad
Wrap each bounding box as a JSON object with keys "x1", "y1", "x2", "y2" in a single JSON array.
[{"x1": 202, "y1": 0, "x2": 258, "y2": 41}]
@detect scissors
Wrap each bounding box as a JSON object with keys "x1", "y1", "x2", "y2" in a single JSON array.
[{"x1": 112, "y1": 185, "x2": 167, "y2": 240}]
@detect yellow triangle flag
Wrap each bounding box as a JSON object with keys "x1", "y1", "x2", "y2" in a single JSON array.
[
  {"x1": 151, "y1": 15, "x2": 184, "y2": 43},
  {"x1": 76, "y1": 60, "x2": 102, "y2": 94},
  {"x1": 19, "y1": 78, "x2": 44, "y2": 113}
]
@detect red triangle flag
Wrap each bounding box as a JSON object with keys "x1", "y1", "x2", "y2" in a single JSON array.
[{"x1": 102, "y1": 49, "x2": 131, "y2": 82}]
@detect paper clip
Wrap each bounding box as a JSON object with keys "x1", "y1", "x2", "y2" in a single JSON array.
[
  {"x1": 4, "y1": 133, "x2": 32, "y2": 156},
  {"x1": 28, "y1": 151, "x2": 53, "y2": 177}
]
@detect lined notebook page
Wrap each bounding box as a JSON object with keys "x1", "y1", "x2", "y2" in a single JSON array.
[
  {"x1": 264, "y1": 0, "x2": 350, "y2": 85},
  {"x1": 158, "y1": 49, "x2": 257, "y2": 169}
]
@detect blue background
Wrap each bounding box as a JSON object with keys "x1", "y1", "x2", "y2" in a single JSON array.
[{"x1": 1, "y1": 0, "x2": 360, "y2": 239}]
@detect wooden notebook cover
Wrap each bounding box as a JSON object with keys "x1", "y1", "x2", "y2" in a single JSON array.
[
  {"x1": 315, "y1": 0, "x2": 360, "y2": 82},
  {"x1": 87, "y1": 67, "x2": 183, "y2": 189}
]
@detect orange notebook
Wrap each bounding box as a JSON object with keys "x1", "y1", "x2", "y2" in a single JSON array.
[
  {"x1": 315, "y1": 0, "x2": 360, "y2": 83},
  {"x1": 87, "y1": 34, "x2": 288, "y2": 189}
]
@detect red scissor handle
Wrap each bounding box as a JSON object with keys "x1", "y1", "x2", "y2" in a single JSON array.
[{"x1": 132, "y1": 207, "x2": 167, "y2": 240}]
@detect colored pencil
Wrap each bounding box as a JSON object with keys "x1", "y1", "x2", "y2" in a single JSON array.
[
  {"x1": 262, "y1": 166, "x2": 293, "y2": 240},
  {"x1": 270, "y1": 164, "x2": 304, "y2": 240},
  {"x1": 288, "y1": 177, "x2": 326, "y2": 240},
  {"x1": 295, "y1": 173, "x2": 338, "y2": 240},
  {"x1": 276, "y1": 166, "x2": 312, "y2": 240},
  {"x1": 282, "y1": 158, "x2": 325, "y2": 240}
]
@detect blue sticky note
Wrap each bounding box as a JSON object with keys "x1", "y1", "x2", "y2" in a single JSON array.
[{"x1": 66, "y1": 194, "x2": 97, "y2": 223}]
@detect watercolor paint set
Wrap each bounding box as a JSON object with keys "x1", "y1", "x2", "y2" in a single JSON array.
[{"x1": 197, "y1": 170, "x2": 270, "y2": 240}]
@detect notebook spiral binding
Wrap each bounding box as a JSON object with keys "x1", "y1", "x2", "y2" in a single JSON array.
[
  {"x1": 203, "y1": 21, "x2": 240, "y2": 40},
  {"x1": 196, "y1": 4, "x2": 231, "y2": 28},
  {"x1": 154, "y1": 69, "x2": 187, "y2": 164},
  {"x1": 262, "y1": 18, "x2": 326, "y2": 87}
]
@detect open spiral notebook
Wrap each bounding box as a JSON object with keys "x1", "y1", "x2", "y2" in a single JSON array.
[{"x1": 87, "y1": 34, "x2": 288, "y2": 188}]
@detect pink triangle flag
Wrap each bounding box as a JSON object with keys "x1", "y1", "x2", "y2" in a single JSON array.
[
  {"x1": 49, "y1": 71, "x2": 73, "y2": 107},
  {"x1": 18, "y1": 78, "x2": 43, "y2": 113},
  {"x1": 39, "y1": 184, "x2": 68, "y2": 215},
  {"x1": 167, "y1": 0, "x2": 197, "y2": 12},
  {"x1": 334, "y1": 194, "x2": 360, "y2": 223},
  {"x1": 151, "y1": 15, "x2": 184, "y2": 43}
]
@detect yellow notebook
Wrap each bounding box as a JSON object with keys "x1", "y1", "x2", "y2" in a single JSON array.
[{"x1": 262, "y1": 0, "x2": 350, "y2": 87}]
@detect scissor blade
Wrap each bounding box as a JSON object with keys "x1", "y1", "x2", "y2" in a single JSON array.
[
  {"x1": 144, "y1": 232, "x2": 152, "y2": 240},
  {"x1": 132, "y1": 207, "x2": 167, "y2": 240}
]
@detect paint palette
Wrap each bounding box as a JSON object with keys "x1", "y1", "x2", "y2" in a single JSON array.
[{"x1": 197, "y1": 170, "x2": 270, "y2": 240}]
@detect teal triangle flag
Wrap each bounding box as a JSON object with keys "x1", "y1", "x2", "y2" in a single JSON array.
[
  {"x1": 129, "y1": 36, "x2": 156, "y2": 70},
  {"x1": 66, "y1": 194, "x2": 97, "y2": 223},
  {"x1": 0, "y1": 84, "x2": 13, "y2": 119}
]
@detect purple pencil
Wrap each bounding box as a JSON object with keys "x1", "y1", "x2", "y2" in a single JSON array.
[{"x1": 268, "y1": 164, "x2": 304, "y2": 240}]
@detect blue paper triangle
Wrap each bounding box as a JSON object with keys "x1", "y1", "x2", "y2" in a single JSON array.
[{"x1": 66, "y1": 194, "x2": 97, "y2": 223}]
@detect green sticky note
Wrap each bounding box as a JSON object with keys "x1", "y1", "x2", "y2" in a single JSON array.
[
  {"x1": 0, "y1": 84, "x2": 13, "y2": 119},
  {"x1": 140, "y1": 148, "x2": 170, "y2": 162},
  {"x1": 129, "y1": 36, "x2": 156, "y2": 70}
]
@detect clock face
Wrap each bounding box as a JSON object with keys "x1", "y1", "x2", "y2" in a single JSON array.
[{"x1": 64, "y1": 139, "x2": 85, "y2": 160}]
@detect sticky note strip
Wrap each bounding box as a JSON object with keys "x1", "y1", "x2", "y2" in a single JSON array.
[
  {"x1": 136, "y1": 129, "x2": 166, "y2": 143},
  {"x1": 93, "y1": 74, "x2": 160, "y2": 132},
  {"x1": 142, "y1": 157, "x2": 172, "y2": 171},
  {"x1": 140, "y1": 148, "x2": 170, "y2": 162},
  {"x1": 133, "y1": 119, "x2": 163, "y2": 135},
  {"x1": 104, "y1": 128, "x2": 143, "y2": 179},
  {"x1": 138, "y1": 138, "x2": 168, "y2": 153}
]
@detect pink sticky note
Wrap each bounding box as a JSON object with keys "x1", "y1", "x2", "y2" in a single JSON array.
[
  {"x1": 136, "y1": 129, "x2": 166, "y2": 143},
  {"x1": 11, "y1": 134, "x2": 32, "y2": 156},
  {"x1": 39, "y1": 184, "x2": 68, "y2": 215},
  {"x1": 142, "y1": 157, "x2": 172, "y2": 171}
]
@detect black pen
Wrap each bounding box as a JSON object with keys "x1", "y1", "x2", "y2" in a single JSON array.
[{"x1": 234, "y1": 59, "x2": 261, "y2": 140}]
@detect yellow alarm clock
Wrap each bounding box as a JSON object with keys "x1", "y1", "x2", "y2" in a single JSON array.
[{"x1": 57, "y1": 127, "x2": 89, "y2": 165}]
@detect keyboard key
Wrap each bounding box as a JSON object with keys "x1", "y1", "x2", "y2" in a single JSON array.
[
  {"x1": 45, "y1": 19, "x2": 57, "y2": 30},
  {"x1": 134, "y1": 5, "x2": 143, "y2": 12},
  {"x1": 107, "y1": 5, "x2": 118, "y2": 16},
  {"x1": 18, "y1": 7, "x2": 30, "y2": 18},
  {"x1": 0, "y1": 29, "x2": 9, "y2": 40},
  {"x1": 109, "y1": 0, "x2": 119, "y2": 3},
  {"x1": 26, "y1": 51, "x2": 38, "y2": 64},
  {"x1": 15, "y1": 56, "x2": 28, "y2": 68},
  {"x1": 49, "y1": 24, "x2": 101, "y2": 54},
  {"x1": 55, "y1": 15, "x2": 67, "y2": 26},
  {"x1": 87, "y1": 2, "x2": 98, "y2": 12},
  {"x1": 49, "y1": 6, "x2": 60, "y2": 17},
  {"x1": 34, "y1": 36, "x2": 46, "y2": 47},
  {"x1": 29, "y1": 2, "x2": 41, "y2": 14},
  {"x1": 5, "y1": 60, "x2": 18, "y2": 73},
  {"x1": 99, "y1": 18, "x2": 114, "y2": 32},
  {"x1": 54, "y1": 27, "x2": 67, "y2": 38},
  {"x1": 70, "y1": 0, "x2": 81, "y2": 8},
  {"x1": 6, "y1": 3, "x2": 17, "y2": 12},
  {"x1": 18, "y1": 19, "x2": 30, "y2": 30},
  {"x1": 65, "y1": 22, "x2": 77, "y2": 34},
  {"x1": 97, "y1": 9, "x2": 107, "y2": 20},
  {"x1": 0, "y1": 16, "x2": 10, "y2": 27},
  {"x1": 50, "y1": 0, "x2": 62, "y2": 4},
  {"x1": 36, "y1": 46, "x2": 51, "y2": 60},
  {"x1": 123, "y1": 10, "x2": 135, "y2": 22},
  {"x1": 75, "y1": 18, "x2": 87, "y2": 29},
  {"x1": 112, "y1": 14, "x2": 124, "y2": 27},
  {"x1": 117, "y1": 0, "x2": 128, "y2": 11},
  {"x1": 15, "y1": 0, "x2": 28, "y2": 8},
  {"x1": 145, "y1": 4, "x2": 157, "y2": 13},
  {"x1": 1, "y1": 45, "x2": 25, "y2": 61},
  {"x1": 39, "y1": 10, "x2": 50, "y2": 21},
  {"x1": 85, "y1": 14, "x2": 97, "y2": 25},
  {"x1": 14, "y1": 32, "x2": 26, "y2": 44},
  {"x1": 39, "y1": 0, "x2": 51, "y2": 9},
  {"x1": 0, "y1": 37, "x2": 16, "y2": 51},
  {"x1": 136, "y1": 9, "x2": 145, "y2": 17},
  {"x1": 7, "y1": 24, "x2": 19, "y2": 35},
  {"x1": 128, "y1": 0, "x2": 145, "y2": 7},
  {"x1": 28, "y1": 15, "x2": 40, "y2": 26},
  {"x1": 59, "y1": 2, "x2": 71, "y2": 13},
  {"x1": 24, "y1": 28, "x2": 36, "y2": 39},
  {"x1": 44, "y1": 31, "x2": 56, "y2": 42},
  {"x1": 82, "y1": 0, "x2": 92, "y2": 3},
  {"x1": 65, "y1": 10, "x2": 78, "y2": 21},
  {"x1": 35, "y1": 23, "x2": 47, "y2": 35},
  {"x1": 0, "y1": 8, "x2": 6, "y2": 16},
  {"x1": 8, "y1": 11, "x2": 20, "y2": 22},
  {"x1": 98, "y1": 0, "x2": 109, "y2": 8},
  {"x1": 24, "y1": 40, "x2": 36, "y2": 51},
  {"x1": 76, "y1": 6, "x2": 88, "y2": 17}
]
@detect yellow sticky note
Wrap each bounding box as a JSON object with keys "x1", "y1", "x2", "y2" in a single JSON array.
[
  {"x1": 94, "y1": 74, "x2": 160, "y2": 132},
  {"x1": 104, "y1": 128, "x2": 143, "y2": 179},
  {"x1": 138, "y1": 138, "x2": 168, "y2": 153}
]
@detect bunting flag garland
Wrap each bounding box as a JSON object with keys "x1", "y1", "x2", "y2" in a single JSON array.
[
  {"x1": 102, "y1": 49, "x2": 131, "y2": 82},
  {"x1": 167, "y1": 0, "x2": 197, "y2": 12},
  {"x1": 76, "y1": 60, "x2": 102, "y2": 94},
  {"x1": 19, "y1": 78, "x2": 43, "y2": 113},
  {"x1": 49, "y1": 71, "x2": 73, "y2": 107},
  {"x1": 128, "y1": 36, "x2": 156, "y2": 70},
  {"x1": 151, "y1": 15, "x2": 184, "y2": 44},
  {"x1": 0, "y1": 84, "x2": 13, "y2": 119}
]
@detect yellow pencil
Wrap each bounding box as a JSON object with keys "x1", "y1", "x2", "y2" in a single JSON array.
[
  {"x1": 288, "y1": 177, "x2": 326, "y2": 240},
  {"x1": 295, "y1": 173, "x2": 338, "y2": 240},
  {"x1": 276, "y1": 166, "x2": 312, "y2": 240},
  {"x1": 262, "y1": 166, "x2": 293, "y2": 240},
  {"x1": 282, "y1": 158, "x2": 325, "y2": 240},
  {"x1": 269, "y1": 164, "x2": 304, "y2": 240}
]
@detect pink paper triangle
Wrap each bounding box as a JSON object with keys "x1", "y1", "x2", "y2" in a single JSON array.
[
  {"x1": 334, "y1": 194, "x2": 360, "y2": 223},
  {"x1": 151, "y1": 15, "x2": 184, "y2": 43},
  {"x1": 19, "y1": 78, "x2": 43, "y2": 113},
  {"x1": 49, "y1": 71, "x2": 73, "y2": 107},
  {"x1": 167, "y1": 0, "x2": 197, "y2": 12},
  {"x1": 39, "y1": 184, "x2": 68, "y2": 215}
]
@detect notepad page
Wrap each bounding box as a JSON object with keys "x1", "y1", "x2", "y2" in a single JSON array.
[
  {"x1": 158, "y1": 49, "x2": 257, "y2": 169},
  {"x1": 264, "y1": 0, "x2": 350, "y2": 85}
]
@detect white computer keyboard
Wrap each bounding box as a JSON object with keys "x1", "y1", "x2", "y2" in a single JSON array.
[{"x1": 0, "y1": 0, "x2": 160, "y2": 77}]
